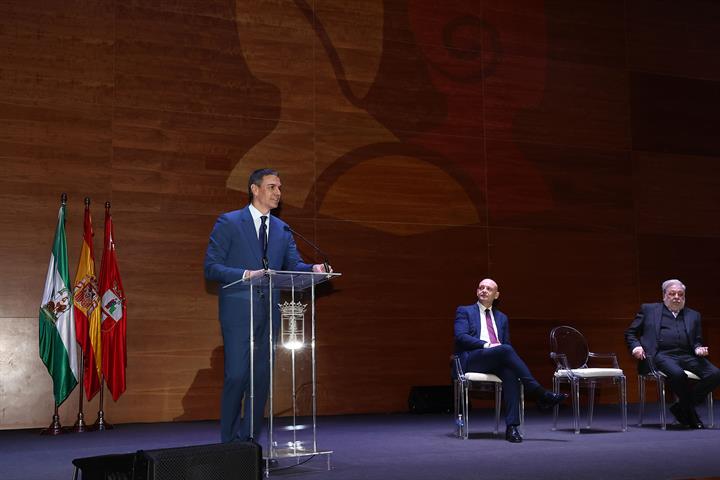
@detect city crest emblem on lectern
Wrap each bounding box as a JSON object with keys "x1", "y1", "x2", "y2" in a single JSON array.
[{"x1": 279, "y1": 300, "x2": 307, "y2": 350}]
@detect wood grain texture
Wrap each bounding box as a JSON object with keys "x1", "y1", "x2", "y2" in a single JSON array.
[
  {"x1": 487, "y1": 228, "x2": 638, "y2": 320},
  {"x1": 634, "y1": 151, "x2": 720, "y2": 238},
  {"x1": 627, "y1": 0, "x2": 720, "y2": 81},
  {"x1": 486, "y1": 140, "x2": 634, "y2": 232},
  {"x1": 630, "y1": 72, "x2": 720, "y2": 157},
  {"x1": 1, "y1": 0, "x2": 720, "y2": 428}
]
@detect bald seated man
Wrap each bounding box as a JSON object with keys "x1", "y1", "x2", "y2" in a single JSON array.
[{"x1": 454, "y1": 278, "x2": 568, "y2": 443}]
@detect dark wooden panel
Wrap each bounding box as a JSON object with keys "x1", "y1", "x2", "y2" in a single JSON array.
[
  {"x1": 637, "y1": 235, "x2": 720, "y2": 317},
  {"x1": 488, "y1": 228, "x2": 638, "y2": 319},
  {"x1": 310, "y1": 220, "x2": 489, "y2": 413},
  {"x1": 487, "y1": 0, "x2": 626, "y2": 68},
  {"x1": 487, "y1": 140, "x2": 634, "y2": 232},
  {"x1": 542, "y1": 0, "x2": 626, "y2": 68},
  {"x1": 627, "y1": 0, "x2": 720, "y2": 80},
  {"x1": 481, "y1": 0, "x2": 630, "y2": 149},
  {"x1": 630, "y1": 72, "x2": 720, "y2": 157},
  {"x1": 634, "y1": 151, "x2": 720, "y2": 237},
  {"x1": 484, "y1": 54, "x2": 630, "y2": 149}
]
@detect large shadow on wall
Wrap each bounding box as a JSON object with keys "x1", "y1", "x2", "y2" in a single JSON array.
[
  {"x1": 174, "y1": 345, "x2": 224, "y2": 421},
  {"x1": 228, "y1": 0, "x2": 551, "y2": 236}
]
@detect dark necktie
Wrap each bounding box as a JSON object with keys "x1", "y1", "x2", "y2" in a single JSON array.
[
  {"x1": 485, "y1": 308, "x2": 499, "y2": 344},
  {"x1": 259, "y1": 215, "x2": 268, "y2": 257}
]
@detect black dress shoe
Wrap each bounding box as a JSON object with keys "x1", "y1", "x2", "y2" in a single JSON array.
[
  {"x1": 537, "y1": 392, "x2": 569, "y2": 411},
  {"x1": 505, "y1": 425, "x2": 522, "y2": 443},
  {"x1": 669, "y1": 402, "x2": 691, "y2": 426},
  {"x1": 688, "y1": 408, "x2": 705, "y2": 430}
]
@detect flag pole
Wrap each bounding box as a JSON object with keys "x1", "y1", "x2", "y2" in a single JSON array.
[
  {"x1": 93, "y1": 377, "x2": 113, "y2": 430},
  {"x1": 94, "y1": 203, "x2": 115, "y2": 431},
  {"x1": 40, "y1": 193, "x2": 69, "y2": 436},
  {"x1": 72, "y1": 355, "x2": 88, "y2": 432},
  {"x1": 71, "y1": 197, "x2": 92, "y2": 433}
]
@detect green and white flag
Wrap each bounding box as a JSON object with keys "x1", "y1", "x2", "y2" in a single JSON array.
[{"x1": 39, "y1": 202, "x2": 78, "y2": 405}]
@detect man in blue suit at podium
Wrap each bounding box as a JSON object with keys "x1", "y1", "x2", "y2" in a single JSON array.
[
  {"x1": 455, "y1": 278, "x2": 568, "y2": 443},
  {"x1": 205, "y1": 168, "x2": 330, "y2": 443}
]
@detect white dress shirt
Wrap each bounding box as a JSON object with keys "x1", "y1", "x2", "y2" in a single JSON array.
[{"x1": 249, "y1": 203, "x2": 270, "y2": 241}]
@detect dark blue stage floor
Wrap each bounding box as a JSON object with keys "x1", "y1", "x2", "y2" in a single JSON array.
[{"x1": 1, "y1": 404, "x2": 719, "y2": 480}]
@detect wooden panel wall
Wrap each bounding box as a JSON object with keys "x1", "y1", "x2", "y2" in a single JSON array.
[{"x1": 1, "y1": 0, "x2": 719, "y2": 429}]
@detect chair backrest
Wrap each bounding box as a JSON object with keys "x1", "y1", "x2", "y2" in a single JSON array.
[{"x1": 550, "y1": 326, "x2": 589, "y2": 369}]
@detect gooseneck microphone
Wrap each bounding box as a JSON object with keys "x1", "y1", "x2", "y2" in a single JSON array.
[{"x1": 283, "y1": 225, "x2": 331, "y2": 273}]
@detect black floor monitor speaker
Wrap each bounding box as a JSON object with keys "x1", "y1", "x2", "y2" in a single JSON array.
[
  {"x1": 133, "y1": 442, "x2": 261, "y2": 480},
  {"x1": 73, "y1": 442, "x2": 261, "y2": 480}
]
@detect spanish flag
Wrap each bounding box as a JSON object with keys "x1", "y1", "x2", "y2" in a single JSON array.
[{"x1": 73, "y1": 198, "x2": 102, "y2": 400}]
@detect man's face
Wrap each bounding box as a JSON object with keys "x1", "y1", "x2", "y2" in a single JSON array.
[
  {"x1": 663, "y1": 285, "x2": 686, "y2": 312},
  {"x1": 251, "y1": 174, "x2": 282, "y2": 213},
  {"x1": 476, "y1": 279, "x2": 499, "y2": 307}
]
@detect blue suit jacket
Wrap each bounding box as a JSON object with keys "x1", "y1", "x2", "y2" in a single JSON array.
[
  {"x1": 625, "y1": 302, "x2": 703, "y2": 373},
  {"x1": 454, "y1": 303, "x2": 510, "y2": 371},
  {"x1": 204, "y1": 206, "x2": 312, "y2": 307}
]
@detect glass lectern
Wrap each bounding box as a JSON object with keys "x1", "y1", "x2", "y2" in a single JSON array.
[{"x1": 224, "y1": 270, "x2": 340, "y2": 476}]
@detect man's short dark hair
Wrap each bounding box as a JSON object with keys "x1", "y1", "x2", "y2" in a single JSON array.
[{"x1": 247, "y1": 168, "x2": 279, "y2": 203}]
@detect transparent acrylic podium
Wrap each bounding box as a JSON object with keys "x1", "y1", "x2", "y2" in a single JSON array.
[{"x1": 225, "y1": 270, "x2": 340, "y2": 476}]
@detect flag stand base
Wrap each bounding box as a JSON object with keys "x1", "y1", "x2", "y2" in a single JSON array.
[
  {"x1": 93, "y1": 410, "x2": 114, "y2": 431},
  {"x1": 71, "y1": 411, "x2": 88, "y2": 433},
  {"x1": 40, "y1": 413, "x2": 65, "y2": 436}
]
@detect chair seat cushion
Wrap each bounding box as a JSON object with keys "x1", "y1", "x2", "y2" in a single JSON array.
[
  {"x1": 464, "y1": 372, "x2": 502, "y2": 383},
  {"x1": 555, "y1": 368, "x2": 624, "y2": 378},
  {"x1": 653, "y1": 370, "x2": 701, "y2": 380}
]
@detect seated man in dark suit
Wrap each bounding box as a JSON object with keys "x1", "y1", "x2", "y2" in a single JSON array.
[
  {"x1": 625, "y1": 278, "x2": 720, "y2": 429},
  {"x1": 454, "y1": 278, "x2": 568, "y2": 443}
]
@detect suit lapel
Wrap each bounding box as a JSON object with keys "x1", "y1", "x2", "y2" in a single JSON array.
[
  {"x1": 239, "y1": 207, "x2": 263, "y2": 263},
  {"x1": 494, "y1": 311, "x2": 506, "y2": 343},
  {"x1": 653, "y1": 303, "x2": 663, "y2": 339},
  {"x1": 266, "y1": 215, "x2": 281, "y2": 258},
  {"x1": 682, "y1": 308, "x2": 693, "y2": 339},
  {"x1": 471, "y1": 305, "x2": 481, "y2": 338}
]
